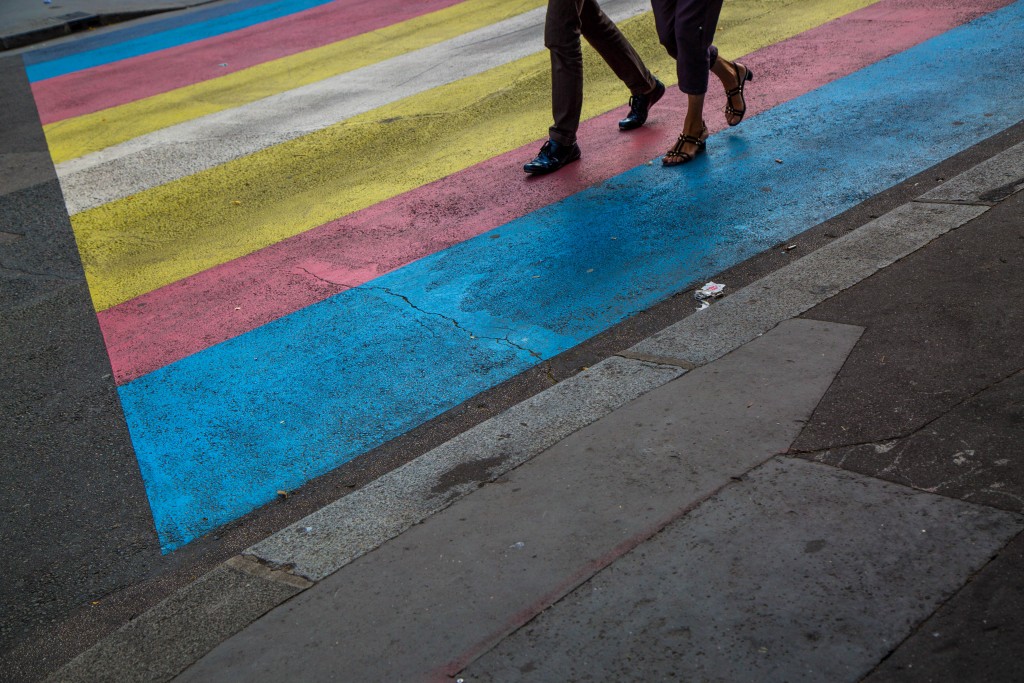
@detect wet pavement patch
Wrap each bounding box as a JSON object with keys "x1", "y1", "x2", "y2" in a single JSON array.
[{"x1": 430, "y1": 456, "x2": 508, "y2": 496}]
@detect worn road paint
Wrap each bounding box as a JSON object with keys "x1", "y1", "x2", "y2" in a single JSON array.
[
  {"x1": 39, "y1": 0, "x2": 544, "y2": 157},
  {"x1": 65, "y1": 0, "x2": 874, "y2": 310},
  {"x1": 94, "y1": 0, "x2": 1010, "y2": 385},
  {"x1": 32, "y1": 0, "x2": 469, "y2": 125},
  {"x1": 24, "y1": 0, "x2": 339, "y2": 81},
  {"x1": 22, "y1": 0, "x2": 288, "y2": 64}
]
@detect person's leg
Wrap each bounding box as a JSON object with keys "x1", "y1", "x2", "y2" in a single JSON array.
[
  {"x1": 524, "y1": 0, "x2": 584, "y2": 174},
  {"x1": 711, "y1": 51, "x2": 752, "y2": 126},
  {"x1": 663, "y1": 0, "x2": 723, "y2": 164},
  {"x1": 650, "y1": 0, "x2": 679, "y2": 63},
  {"x1": 578, "y1": 0, "x2": 656, "y2": 97},
  {"x1": 672, "y1": 0, "x2": 722, "y2": 97},
  {"x1": 545, "y1": 0, "x2": 586, "y2": 146}
]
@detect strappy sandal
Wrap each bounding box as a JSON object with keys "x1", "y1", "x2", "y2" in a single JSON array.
[
  {"x1": 662, "y1": 122, "x2": 708, "y2": 166},
  {"x1": 724, "y1": 61, "x2": 753, "y2": 126}
]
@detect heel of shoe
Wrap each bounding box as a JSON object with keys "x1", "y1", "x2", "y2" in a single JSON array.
[{"x1": 745, "y1": 68, "x2": 754, "y2": 83}]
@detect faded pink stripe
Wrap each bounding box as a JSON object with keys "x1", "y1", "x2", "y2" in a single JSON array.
[
  {"x1": 32, "y1": 0, "x2": 463, "y2": 125},
  {"x1": 99, "y1": 0, "x2": 1012, "y2": 385}
]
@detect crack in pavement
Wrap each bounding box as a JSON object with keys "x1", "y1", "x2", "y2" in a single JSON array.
[
  {"x1": 794, "y1": 368, "x2": 1024, "y2": 505},
  {"x1": 296, "y1": 267, "x2": 544, "y2": 360},
  {"x1": 964, "y1": 488, "x2": 1024, "y2": 508},
  {"x1": 792, "y1": 366, "x2": 1024, "y2": 457}
]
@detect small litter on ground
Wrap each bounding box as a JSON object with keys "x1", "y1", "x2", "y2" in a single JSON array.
[
  {"x1": 695, "y1": 282, "x2": 725, "y2": 310},
  {"x1": 695, "y1": 282, "x2": 725, "y2": 300}
]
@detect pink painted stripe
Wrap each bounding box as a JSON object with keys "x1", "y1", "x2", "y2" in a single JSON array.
[
  {"x1": 32, "y1": 0, "x2": 463, "y2": 125},
  {"x1": 98, "y1": 0, "x2": 1011, "y2": 385}
]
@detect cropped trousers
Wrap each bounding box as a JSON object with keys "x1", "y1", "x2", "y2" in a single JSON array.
[
  {"x1": 651, "y1": 0, "x2": 725, "y2": 95},
  {"x1": 545, "y1": 0, "x2": 657, "y2": 145}
]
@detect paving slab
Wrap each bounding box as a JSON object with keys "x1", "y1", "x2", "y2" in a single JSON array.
[
  {"x1": 247, "y1": 355, "x2": 684, "y2": 581},
  {"x1": 917, "y1": 139, "x2": 1024, "y2": 205},
  {"x1": 801, "y1": 370, "x2": 1024, "y2": 514},
  {"x1": 48, "y1": 563, "x2": 306, "y2": 683},
  {"x1": 461, "y1": 458, "x2": 1023, "y2": 683},
  {"x1": 792, "y1": 189, "x2": 1024, "y2": 452},
  {"x1": 174, "y1": 318, "x2": 863, "y2": 682},
  {"x1": 863, "y1": 530, "x2": 1024, "y2": 683},
  {"x1": 626, "y1": 201, "x2": 986, "y2": 368}
]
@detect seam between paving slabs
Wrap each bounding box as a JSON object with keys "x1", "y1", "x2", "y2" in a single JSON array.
[
  {"x1": 855, "y1": 529, "x2": 1024, "y2": 683},
  {"x1": 451, "y1": 455, "x2": 1024, "y2": 681},
  {"x1": 46, "y1": 140, "x2": 1024, "y2": 683}
]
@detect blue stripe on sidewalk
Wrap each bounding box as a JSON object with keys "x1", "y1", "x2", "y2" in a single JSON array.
[
  {"x1": 24, "y1": 0, "x2": 334, "y2": 82},
  {"x1": 119, "y1": 0, "x2": 1024, "y2": 552}
]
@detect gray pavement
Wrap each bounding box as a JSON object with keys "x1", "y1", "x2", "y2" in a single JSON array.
[
  {"x1": 40, "y1": 132, "x2": 1024, "y2": 682},
  {"x1": 0, "y1": 0, "x2": 218, "y2": 50},
  {"x1": 180, "y1": 319, "x2": 871, "y2": 681},
  {"x1": 0, "y1": 53, "x2": 161, "y2": 681}
]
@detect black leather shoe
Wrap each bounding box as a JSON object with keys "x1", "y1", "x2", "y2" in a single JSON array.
[
  {"x1": 618, "y1": 78, "x2": 665, "y2": 131},
  {"x1": 523, "y1": 139, "x2": 581, "y2": 175}
]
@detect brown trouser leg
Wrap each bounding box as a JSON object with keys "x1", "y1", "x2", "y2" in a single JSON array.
[
  {"x1": 651, "y1": 0, "x2": 724, "y2": 95},
  {"x1": 545, "y1": 0, "x2": 656, "y2": 145}
]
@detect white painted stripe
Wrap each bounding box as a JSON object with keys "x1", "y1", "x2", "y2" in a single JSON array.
[{"x1": 57, "y1": 0, "x2": 652, "y2": 214}]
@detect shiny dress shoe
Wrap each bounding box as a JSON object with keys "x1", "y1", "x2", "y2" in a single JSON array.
[
  {"x1": 618, "y1": 78, "x2": 665, "y2": 130},
  {"x1": 523, "y1": 139, "x2": 582, "y2": 175}
]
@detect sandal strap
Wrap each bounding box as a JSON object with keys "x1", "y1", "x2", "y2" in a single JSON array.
[
  {"x1": 665, "y1": 151, "x2": 693, "y2": 162},
  {"x1": 668, "y1": 134, "x2": 703, "y2": 151},
  {"x1": 725, "y1": 64, "x2": 748, "y2": 99},
  {"x1": 668, "y1": 122, "x2": 709, "y2": 153},
  {"x1": 725, "y1": 69, "x2": 747, "y2": 119}
]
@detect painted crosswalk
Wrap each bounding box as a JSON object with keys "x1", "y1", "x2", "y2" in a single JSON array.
[
  {"x1": 41, "y1": 0, "x2": 546, "y2": 161},
  {"x1": 28, "y1": 0, "x2": 1024, "y2": 551}
]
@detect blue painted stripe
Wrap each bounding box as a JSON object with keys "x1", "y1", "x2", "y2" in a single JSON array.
[
  {"x1": 25, "y1": 0, "x2": 335, "y2": 82},
  {"x1": 22, "y1": 0, "x2": 284, "y2": 65},
  {"x1": 119, "y1": 0, "x2": 1024, "y2": 552}
]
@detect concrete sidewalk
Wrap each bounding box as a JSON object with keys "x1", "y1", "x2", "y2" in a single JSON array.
[
  {"x1": 48, "y1": 134, "x2": 1024, "y2": 682},
  {"x1": 0, "y1": 0, "x2": 220, "y2": 51}
]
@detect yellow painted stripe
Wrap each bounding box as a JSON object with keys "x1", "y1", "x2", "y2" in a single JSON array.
[
  {"x1": 73, "y1": 0, "x2": 879, "y2": 312},
  {"x1": 44, "y1": 0, "x2": 546, "y2": 164}
]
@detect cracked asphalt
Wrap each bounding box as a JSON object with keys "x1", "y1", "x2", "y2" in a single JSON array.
[{"x1": 366, "y1": 285, "x2": 547, "y2": 360}]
